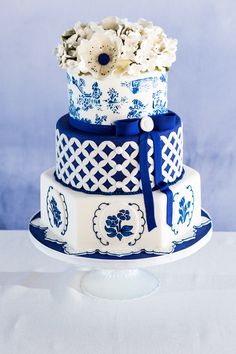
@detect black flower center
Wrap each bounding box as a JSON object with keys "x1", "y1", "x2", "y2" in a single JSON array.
[{"x1": 98, "y1": 53, "x2": 110, "y2": 65}]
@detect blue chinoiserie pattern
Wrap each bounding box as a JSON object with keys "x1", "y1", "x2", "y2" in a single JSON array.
[
  {"x1": 73, "y1": 77, "x2": 102, "y2": 111},
  {"x1": 105, "y1": 209, "x2": 134, "y2": 241},
  {"x1": 67, "y1": 72, "x2": 168, "y2": 124},
  {"x1": 49, "y1": 197, "x2": 62, "y2": 228},
  {"x1": 105, "y1": 88, "x2": 127, "y2": 114},
  {"x1": 95, "y1": 114, "x2": 107, "y2": 125},
  {"x1": 152, "y1": 90, "x2": 167, "y2": 114}
]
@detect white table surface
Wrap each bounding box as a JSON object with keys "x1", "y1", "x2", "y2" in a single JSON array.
[{"x1": 0, "y1": 231, "x2": 235, "y2": 354}]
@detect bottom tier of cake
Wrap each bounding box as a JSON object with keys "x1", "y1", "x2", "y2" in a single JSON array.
[
  {"x1": 40, "y1": 166, "x2": 201, "y2": 256},
  {"x1": 41, "y1": 166, "x2": 201, "y2": 256}
]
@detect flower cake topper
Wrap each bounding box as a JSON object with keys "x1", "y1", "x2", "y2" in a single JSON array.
[{"x1": 55, "y1": 16, "x2": 178, "y2": 79}]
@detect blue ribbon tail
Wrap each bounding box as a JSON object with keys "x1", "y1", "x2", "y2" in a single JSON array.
[
  {"x1": 150, "y1": 131, "x2": 163, "y2": 187},
  {"x1": 160, "y1": 184, "x2": 173, "y2": 227},
  {"x1": 139, "y1": 133, "x2": 157, "y2": 231}
]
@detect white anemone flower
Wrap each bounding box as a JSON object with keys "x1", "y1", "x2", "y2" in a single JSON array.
[{"x1": 77, "y1": 33, "x2": 121, "y2": 78}]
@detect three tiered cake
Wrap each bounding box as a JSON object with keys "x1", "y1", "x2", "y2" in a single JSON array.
[{"x1": 33, "y1": 17, "x2": 209, "y2": 257}]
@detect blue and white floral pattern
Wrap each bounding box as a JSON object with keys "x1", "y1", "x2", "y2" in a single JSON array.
[
  {"x1": 49, "y1": 197, "x2": 62, "y2": 228},
  {"x1": 68, "y1": 89, "x2": 79, "y2": 119},
  {"x1": 105, "y1": 88, "x2": 127, "y2": 114},
  {"x1": 127, "y1": 99, "x2": 147, "y2": 118},
  {"x1": 46, "y1": 186, "x2": 68, "y2": 236},
  {"x1": 72, "y1": 77, "x2": 102, "y2": 111},
  {"x1": 69, "y1": 88, "x2": 92, "y2": 123},
  {"x1": 152, "y1": 90, "x2": 167, "y2": 114},
  {"x1": 178, "y1": 197, "x2": 191, "y2": 224},
  {"x1": 92, "y1": 202, "x2": 146, "y2": 246},
  {"x1": 171, "y1": 185, "x2": 195, "y2": 235},
  {"x1": 67, "y1": 71, "x2": 168, "y2": 125},
  {"x1": 104, "y1": 209, "x2": 133, "y2": 241},
  {"x1": 95, "y1": 113, "x2": 107, "y2": 125}
]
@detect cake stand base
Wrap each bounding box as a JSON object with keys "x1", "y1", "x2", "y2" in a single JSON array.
[
  {"x1": 29, "y1": 209, "x2": 212, "y2": 300},
  {"x1": 80, "y1": 269, "x2": 159, "y2": 300}
]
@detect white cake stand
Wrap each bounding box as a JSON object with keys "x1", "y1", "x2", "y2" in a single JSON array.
[{"x1": 29, "y1": 209, "x2": 212, "y2": 300}]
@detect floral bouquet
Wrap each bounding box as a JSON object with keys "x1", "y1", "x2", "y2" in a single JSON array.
[{"x1": 55, "y1": 17, "x2": 177, "y2": 79}]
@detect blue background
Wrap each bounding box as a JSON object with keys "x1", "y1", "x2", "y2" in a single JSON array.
[{"x1": 0, "y1": 0, "x2": 235, "y2": 230}]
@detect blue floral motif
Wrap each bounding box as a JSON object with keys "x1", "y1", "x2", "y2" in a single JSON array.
[
  {"x1": 49, "y1": 197, "x2": 62, "y2": 228},
  {"x1": 117, "y1": 209, "x2": 131, "y2": 221},
  {"x1": 105, "y1": 88, "x2": 127, "y2": 114},
  {"x1": 95, "y1": 113, "x2": 107, "y2": 125},
  {"x1": 105, "y1": 209, "x2": 133, "y2": 241},
  {"x1": 152, "y1": 90, "x2": 167, "y2": 114},
  {"x1": 178, "y1": 197, "x2": 191, "y2": 224},
  {"x1": 127, "y1": 99, "x2": 147, "y2": 118}
]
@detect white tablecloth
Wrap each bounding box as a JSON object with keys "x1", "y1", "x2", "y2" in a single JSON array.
[{"x1": 0, "y1": 231, "x2": 235, "y2": 354}]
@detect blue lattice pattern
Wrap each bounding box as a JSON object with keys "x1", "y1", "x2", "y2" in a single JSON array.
[
  {"x1": 55, "y1": 127, "x2": 183, "y2": 194},
  {"x1": 161, "y1": 127, "x2": 183, "y2": 183}
]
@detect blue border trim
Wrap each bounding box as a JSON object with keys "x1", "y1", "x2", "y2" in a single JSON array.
[{"x1": 29, "y1": 209, "x2": 212, "y2": 260}]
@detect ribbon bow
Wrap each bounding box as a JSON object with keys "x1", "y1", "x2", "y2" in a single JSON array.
[{"x1": 69, "y1": 111, "x2": 180, "y2": 232}]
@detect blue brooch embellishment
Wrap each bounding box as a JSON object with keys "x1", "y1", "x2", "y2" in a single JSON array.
[
  {"x1": 105, "y1": 209, "x2": 133, "y2": 241},
  {"x1": 49, "y1": 197, "x2": 62, "y2": 228}
]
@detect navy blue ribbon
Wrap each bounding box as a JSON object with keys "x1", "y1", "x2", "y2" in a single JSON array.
[{"x1": 69, "y1": 111, "x2": 179, "y2": 231}]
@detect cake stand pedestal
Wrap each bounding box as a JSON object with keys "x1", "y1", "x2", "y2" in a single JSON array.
[{"x1": 29, "y1": 209, "x2": 212, "y2": 300}]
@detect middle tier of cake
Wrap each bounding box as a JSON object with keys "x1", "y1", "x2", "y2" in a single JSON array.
[{"x1": 55, "y1": 114, "x2": 183, "y2": 194}]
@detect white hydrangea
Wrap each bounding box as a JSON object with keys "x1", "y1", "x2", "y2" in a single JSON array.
[{"x1": 55, "y1": 17, "x2": 178, "y2": 78}]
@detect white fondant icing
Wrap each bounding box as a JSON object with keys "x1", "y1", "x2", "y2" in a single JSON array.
[
  {"x1": 40, "y1": 166, "x2": 201, "y2": 256},
  {"x1": 67, "y1": 70, "x2": 168, "y2": 125}
]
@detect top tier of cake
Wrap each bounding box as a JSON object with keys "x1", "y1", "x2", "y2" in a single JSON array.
[
  {"x1": 67, "y1": 69, "x2": 167, "y2": 125},
  {"x1": 55, "y1": 17, "x2": 177, "y2": 126}
]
